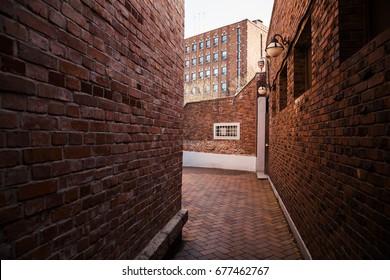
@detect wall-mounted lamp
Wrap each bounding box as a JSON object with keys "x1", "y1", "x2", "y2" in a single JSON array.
[
  {"x1": 265, "y1": 34, "x2": 289, "y2": 58},
  {"x1": 257, "y1": 57, "x2": 271, "y2": 95}
]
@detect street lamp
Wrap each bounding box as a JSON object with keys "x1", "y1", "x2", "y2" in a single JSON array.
[{"x1": 265, "y1": 34, "x2": 289, "y2": 58}]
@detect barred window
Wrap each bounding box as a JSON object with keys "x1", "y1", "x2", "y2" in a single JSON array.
[{"x1": 214, "y1": 123, "x2": 240, "y2": 140}]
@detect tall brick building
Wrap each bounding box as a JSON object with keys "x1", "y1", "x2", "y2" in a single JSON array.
[
  {"x1": 184, "y1": 19, "x2": 268, "y2": 103},
  {"x1": 266, "y1": 0, "x2": 390, "y2": 258},
  {"x1": 0, "y1": 0, "x2": 186, "y2": 259}
]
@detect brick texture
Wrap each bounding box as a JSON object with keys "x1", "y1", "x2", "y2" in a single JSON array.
[
  {"x1": 0, "y1": 0, "x2": 184, "y2": 259},
  {"x1": 267, "y1": 0, "x2": 390, "y2": 259},
  {"x1": 183, "y1": 76, "x2": 258, "y2": 156}
]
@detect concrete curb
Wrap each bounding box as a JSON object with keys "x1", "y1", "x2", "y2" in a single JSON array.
[{"x1": 136, "y1": 209, "x2": 188, "y2": 260}]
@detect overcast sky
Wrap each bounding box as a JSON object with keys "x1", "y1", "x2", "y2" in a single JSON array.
[{"x1": 185, "y1": 0, "x2": 274, "y2": 38}]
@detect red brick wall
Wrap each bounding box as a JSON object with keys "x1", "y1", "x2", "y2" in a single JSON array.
[
  {"x1": 183, "y1": 76, "x2": 258, "y2": 156},
  {"x1": 268, "y1": 0, "x2": 390, "y2": 259},
  {"x1": 0, "y1": 0, "x2": 184, "y2": 259}
]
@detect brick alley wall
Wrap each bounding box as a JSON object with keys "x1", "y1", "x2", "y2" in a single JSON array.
[
  {"x1": 183, "y1": 76, "x2": 258, "y2": 156},
  {"x1": 267, "y1": 0, "x2": 390, "y2": 259},
  {"x1": 0, "y1": 0, "x2": 184, "y2": 259}
]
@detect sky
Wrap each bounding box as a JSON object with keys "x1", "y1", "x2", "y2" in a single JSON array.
[{"x1": 185, "y1": 0, "x2": 275, "y2": 38}]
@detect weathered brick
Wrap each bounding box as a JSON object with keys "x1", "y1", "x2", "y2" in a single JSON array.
[
  {"x1": 18, "y1": 179, "x2": 59, "y2": 200},
  {"x1": 64, "y1": 146, "x2": 91, "y2": 159},
  {"x1": 18, "y1": 42, "x2": 58, "y2": 69},
  {"x1": 0, "y1": 110, "x2": 18, "y2": 129},
  {"x1": 23, "y1": 147, "x2": 62, "y2": 164},
  {"x1": 60, "y1": 59, "x2": 88, "y2": 80},
  {"x1": 0, "y1": 73, "x2": 37, "y2": 95},
  {"x1": 21, "y1": 114, "x2": 57, "y2": 130},
  {"x1": 1, "y1": 56, "x2": 26, "y2": 75},
  {"x1": 0, "y1": 150, "x2": 20, "y2": 168}
]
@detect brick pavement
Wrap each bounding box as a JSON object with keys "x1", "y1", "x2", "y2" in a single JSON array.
[{"x1": 171, "y1": 167, "x2": 302, "y2": 260}]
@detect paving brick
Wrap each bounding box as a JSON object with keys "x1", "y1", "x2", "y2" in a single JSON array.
[{"x1": 171, "y1": 167, "x2": 302, "y2": 260}]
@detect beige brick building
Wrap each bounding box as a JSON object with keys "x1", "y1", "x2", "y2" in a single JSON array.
[{"x1": 184, "y1": 19, "x2": 268, "y2": 104}]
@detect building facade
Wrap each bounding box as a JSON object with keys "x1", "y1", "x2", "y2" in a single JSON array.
[
  {"x1": 184, "y1": 19, "x2": 268, "y2": 104},
  {"x1": 183, "y1": 75, "x2": 260, "y2": 172},
  {"x1": 266, "y1": 0, "x2": 390, "y2": 259},
  {"x1": 0, "y1": 0, "x2": 186, "y2": 259}
]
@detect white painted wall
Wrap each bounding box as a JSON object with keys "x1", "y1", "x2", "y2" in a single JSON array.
[
  {"x1": 183, "y1": 151, "x2": 256, "y2": 172},
  {"x1": 256, "y1": 96, "x2": 267, "y2": 176}
]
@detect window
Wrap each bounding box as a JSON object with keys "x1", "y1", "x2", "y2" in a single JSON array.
[
  {"x1": 205, "y1": 84, "x2": 210, "y2": 93},
  {"x1": 214, "y1": 123, "x2": 240, "y2": 140},
  {"x1": 221, "y1": 82, "x2": 227, "y2": 92},
  {"x1": 191, "y1": 87, "x2": 196, "y2": 94},
  {"x1": 191, "y1": 73, "x2": 196, "y2": 81},
  {"x1": 339, "y1": 0, "x2": 390, "y2": 62},
  {"x1": 205, "y1": 69, "x2": 211, "y2": 78},
  {"x1": 199, "y1": 56, "x2": 204, "y2": 65},
  {"x1": 279, "y1": 65, "x2": 287, "y2": 110},
  {"x1": 206, "y1": 39, "x2": 211, "y2": 48},
  {"x1": 185, "y1": 46, "x2": 190, "y2": 53},
  {"x1": 213, "y1": 83, "x2": 218, "y2": 93},
  {"x1": 221, "y1": 50, "x2": 227, "y2": 60},
  {"x1": 192, "y1": 43, "x2": 196, "y2": 52},
  {"x1": 192, "y1": 58, "x2": 196, "y2": 66},
  {"x1": 185, "y1": 60, "x2": 189, "y2": 67},
  {"x1": 213, "y1": 37, "x2": 218, "y2": 46},
  {"x1": 205, "y1": 54, "x2": 211, "y2": 63},
  {"x1": 222, "y1": 34, "x2": 227, "y2": 44},
  {"x1": 294, "y1": 19, "x2": 311, "y2": 98},
  {"x1": 213, "y1": 68, "x2": 218, "y2": 77},
  {"x1": 199, "y1": 71, "x2": 204, "y2": 79},
  {"x1": 221, "y1": 66, "x2": 227, "y2": 75},
  {"x1": 185, "y1": 74, "x2": 189, "y2": 82},
  {"x1": 213, "y1": 53, "x2": 218, "y2": 61},
  {"x1": 199, "y1": 41, "x2": 204, "y2": 50}
]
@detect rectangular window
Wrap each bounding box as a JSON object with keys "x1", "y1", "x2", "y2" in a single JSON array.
[
  {"x1": 185, "y1": 46, "x2": 190, "y2": 53},
  {"x1": 221, "y1": 66, "x2": 227, "y2": 75},
  {"x1": 199, "y1": 56, "x2": 204, "y2": 65},
  {"x1": 221, "y1": 82, "x2": 227, "y2": 92},
  {"x1": 192, "y1": 43, "x2": 197, "y2": 52},
  {"x1": 213, "y1": 68, "x2": 218, "y2": 77},
  {"x1": 185, "y1": 74, "x2": 189, "y2": 82},
  {"x1": 222, "y1": 34, "x2": 227, "y2": 44},
  {"x1": 205, "y1": 84, "x2": 210, "y2": 93},
  {"x1": 206, "y1": 39, "x2": 211, "y2": 48},
  {"x1": 205, "y1": 54, "x2": 210, "y2": 63},
  {"x1": 185, "y1": 60, "x2": 189, "y2": 68},
  {"x1": 191, "y1": 73, "x2": 196, "y2": 81},
  {"x1": 199, "y1": 71, "x2": 204, "y2": 79},
  {"x1": 213, "y1": 37, "x2": 218, "y2": 46},
  {"x1": 213, "y1": 83, "x2": 218, "y2": 92},
  {"x1": 199, "y1": 41, "x2": 204, "y2": 50},
  {"x1": 213, "y1": 53, "x2": 218, "y2": 61},
  {"x1": 222, "y1": 50, "x2": 227, "y2": 60},
  {"x1": 294, "y1": 19, "x2": 311, "y2": 98},
  {"x1": 214, "y1": 123, "x2": 240, "y2": 140},
  {"x1": 192, "y1": 58, "x2": 196, "y2": 66},
  {"x1": 279, "y1": 65, "x2": 287, "y2": 110},
  {"x1": 205, "y1": 69, "x2": 210, "y2": 78}
]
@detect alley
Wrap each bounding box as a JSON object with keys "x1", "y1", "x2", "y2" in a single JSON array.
[{"x1": 172, "y1": 167, "x2": 302, "y2": 260}]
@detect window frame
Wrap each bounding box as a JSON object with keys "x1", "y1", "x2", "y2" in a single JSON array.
[{"x1": 213, "y1": 123, "x2": 240, "y2": 140}]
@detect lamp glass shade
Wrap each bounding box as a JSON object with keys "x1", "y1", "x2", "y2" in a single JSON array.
[
  {"x1": 258, "y1": 86, "x2": 267, "y2": 95},
  {"x1": 265, "y1": 41, "x2": 283, "y2": 57},
  {"x1": 257, "y1": 59, "x2": 265, "y2": 70}
]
